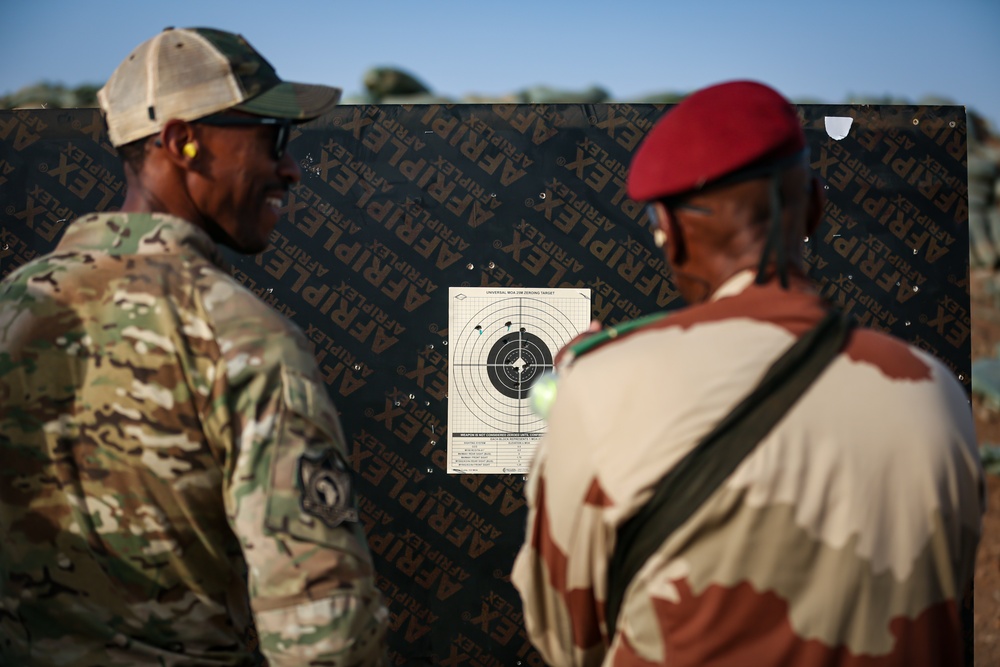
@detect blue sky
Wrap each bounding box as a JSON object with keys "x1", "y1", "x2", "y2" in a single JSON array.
[{"x1": 3, "y1": 0, "x2": 999, "y2": 128}]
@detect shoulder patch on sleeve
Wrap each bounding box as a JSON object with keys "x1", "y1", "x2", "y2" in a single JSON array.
[
  {"x1": 262, "y1": 367, "x2": 367, "y2": 556},
  {"x1": 298, "y1": 448, "x2": 359, "y2": 528}
]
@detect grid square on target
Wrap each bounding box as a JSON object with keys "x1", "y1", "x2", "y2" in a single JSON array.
[{"x1": 448, "y1": 287, "x2": 592, "y2": 434}]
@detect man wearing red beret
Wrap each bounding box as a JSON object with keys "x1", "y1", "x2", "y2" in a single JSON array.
[{"x1": 512, "y1": 81, "x2": 984, "y2": 666}]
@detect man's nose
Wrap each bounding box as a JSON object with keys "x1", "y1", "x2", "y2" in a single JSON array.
[{"x1": 278, "y1": 150, "x2": 302, "y2": 184}]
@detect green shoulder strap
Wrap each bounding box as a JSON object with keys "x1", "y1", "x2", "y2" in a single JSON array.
[
  {"x1": 604, "y1": 310, "x2": 853, "y2": 638},
  {"x1": 561, "y1": 311, "x2": 671, "y2": 365}
]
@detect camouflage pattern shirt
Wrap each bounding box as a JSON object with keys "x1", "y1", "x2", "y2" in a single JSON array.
[
  {"x1": 0, "y1": 212, "x2": 389, "y2": 666},
  {"x1": 512, "y1": 270, "x2": 984, "y2": 666}
]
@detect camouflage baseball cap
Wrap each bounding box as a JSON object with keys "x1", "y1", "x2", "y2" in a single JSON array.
[{"x1": 98, "y1": 27, "x2": 342, "y2": 147}]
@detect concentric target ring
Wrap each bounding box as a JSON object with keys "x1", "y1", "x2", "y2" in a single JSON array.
[{"x1": 485, "y1": 331, "x2": 553, "y2": 399}]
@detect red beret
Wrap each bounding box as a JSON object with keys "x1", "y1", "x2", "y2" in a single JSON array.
[{"x1": 627, "y1": 80, "x2": 806, "y2": 202}]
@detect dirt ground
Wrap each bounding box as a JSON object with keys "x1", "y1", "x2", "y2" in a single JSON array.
[{"x1": 969, "y1": 268, "x2": 1000, "y2": 666}]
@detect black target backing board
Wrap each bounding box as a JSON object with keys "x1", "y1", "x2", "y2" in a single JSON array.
[
  {"x1": 0, "y1": 103, "x2": 973, "y2": 666},
  {"x1": 447, "y1": 287, "x2": 591, "y2": 474}
]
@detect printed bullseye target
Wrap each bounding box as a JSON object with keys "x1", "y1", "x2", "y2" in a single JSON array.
[
  {"x1": 448, "y1": 288, "x2": 592, "y2": 440},
  {"x1": 486, "y1": 330, "x2": 553, "y2": 399}
]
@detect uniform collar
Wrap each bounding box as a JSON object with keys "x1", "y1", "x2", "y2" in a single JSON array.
[
  {"x1": 56, "y1": 211, "x2": 228, "y2": 270},
  {"x1": 710, "y1": 269, "x2": 757, "y2": 301}
]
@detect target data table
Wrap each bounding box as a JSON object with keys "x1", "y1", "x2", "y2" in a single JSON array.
[{"x1": 447, "y1": 287, "x2": 591, "y2": 474}]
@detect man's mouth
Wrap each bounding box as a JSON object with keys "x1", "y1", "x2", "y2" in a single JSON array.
[{"x1": 265, "y1": 195, "x2": 285, "y2": 214}]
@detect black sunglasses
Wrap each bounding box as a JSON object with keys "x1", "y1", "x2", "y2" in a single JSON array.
[{"x1": 194, "y1": 115, "x2": 294, "y2": 160}]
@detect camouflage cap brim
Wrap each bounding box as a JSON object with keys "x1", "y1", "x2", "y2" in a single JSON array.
[{"x1": 234, "y1": 81, "x2": 342, "y2": 122}]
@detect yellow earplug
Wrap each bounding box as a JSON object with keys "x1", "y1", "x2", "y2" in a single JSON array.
[{"x1": 183, "y1": 143, "x2": 198, "y2": 159}]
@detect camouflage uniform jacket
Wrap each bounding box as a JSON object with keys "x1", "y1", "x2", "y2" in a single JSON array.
[
  {"x1": 512, "y1": 270, "x2": 984, "y2": 666},
  {"x1": 0, "y1": 212, "x2": 389, "y2": 666}
]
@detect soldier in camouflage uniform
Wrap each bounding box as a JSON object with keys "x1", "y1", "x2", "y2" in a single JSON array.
[
  {"x1": 512, "y1": 81, "x2": 984, "y2": 666},
  {"x1": 0, "y1": 27, "x2": 388, "y2": 666}
]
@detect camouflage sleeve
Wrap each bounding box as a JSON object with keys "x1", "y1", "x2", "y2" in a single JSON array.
[{"x1": 217, "y1": 296, "x2": 389, "y2": 666}]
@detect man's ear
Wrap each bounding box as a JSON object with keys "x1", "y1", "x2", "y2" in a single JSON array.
[
  {"x1": 158, "y1": 120, "x2": 197, "y2": 166},
  {"x1": 806, "y1": 176, "x2": 824, "y2": 236}
]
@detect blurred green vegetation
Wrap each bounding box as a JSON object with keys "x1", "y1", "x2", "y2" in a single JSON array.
[
  {"x1": 0, "y1": 81, "x2": 100, "y2": 109},
  {"x1": 981, "y1": 445, "x2": 1000, "y2": 475},
  {"x1": 0, "y1": 70, "x2": 988, "y2": 130}
]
